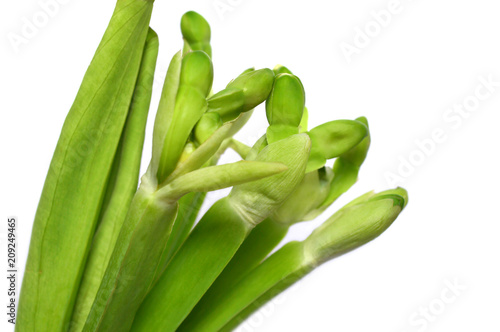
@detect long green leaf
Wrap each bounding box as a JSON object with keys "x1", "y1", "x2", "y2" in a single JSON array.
[
  {"x1": 68, "y1": 28, "x2": 159, "y2": 332},
  {"x1": 16, "y1": 1, "x2": 154, "y2": 331}
]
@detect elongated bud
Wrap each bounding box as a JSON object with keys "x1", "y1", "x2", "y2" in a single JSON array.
[
  {"x1": 194, "y1": 112, "x2": 223, "y2": 144},
  {"x1": 306, "y1": 119, "x2": 368, "y2": 172},
  {"x1": 266, "y1": 73, "x2": 305, "y2": 127},
  {"x1": 265, "y1": 73, "x2": 305, "y2": 143},
  {"x1": 303, "y1": 188, "x2": 408, "y2": 265},
  {"x1": 157, "y1": 51, "x2": 213, "y2": 182},
  {"x1": 318, "y1": 116, "x2": 371, "y2": 208},
  {"x1": 208, "y1": 68, "x2": 275, "y2": 122},
  {"x1": 181, "y1": 11, "x2": 212, "y2": 57},
  {"x1": 179, "y1": 50, "x2": 213, "y2": 96}
]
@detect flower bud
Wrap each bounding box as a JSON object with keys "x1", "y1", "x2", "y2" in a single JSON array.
[
  {"x1": 266, "y1": 73, "x2": 305, "y2": 127},
  {"x1": 303, "y1": 188, "x2": 408, "y2": 265},
  {"x1": 208, "y1": 68, "x2": 275, "y2": 122},
  {"x1": 194, "y1": 112, "x2": 223, "y2": 144},
  {"x1": 179, "y1": 51, "x2": 213, "y2": 97},
  {"x1": 181, "y1": 11, "x2": 212, "y2": 57},
  {"x1": 306, "y1": 119, "x2": 368, "y2": 172}
]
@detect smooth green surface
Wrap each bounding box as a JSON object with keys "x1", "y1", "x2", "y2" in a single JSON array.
[
  {"x1": 208, "y1": 68, "x2": 275, "y2": 122},
  {"x1": 84, "y1": 188, "x2": 178, "y2": 332},
  {"x1": 69, "y1": 28, "x2": 159, "y2": 332},
  {"x1": 194, "y1": 112, "x2": 223, "y2": 144},
  {"x1": 150, "y1": 191, "x2": 206, "y2": 285},
  {"x1": 181, "y1": 217, "x2": 289, "y2": 330},
  {"x1": 147, "y1": 50, "x2": 182, "y2": 183},
  {"x1": 131, "y1": 198, "x2": 250, "y2": 332},
  {"x1": 181, "y1": 11, "x2": 212, "y2": 57},
  {"x1": 306, "y1": 119, "x2": 368, "y2": 172},
  {"x1": 319, "y1": 116, "x2": 371, "y2": 209},
  {"x1": 265, "y1": 73, "x2": 305, "y2": 128},
  {"x1": 16, "y1": 1, "x2": 154, "y2": 331},
  {"x1": 157, "y1": 51, "x2": 213, "y2": 182}
]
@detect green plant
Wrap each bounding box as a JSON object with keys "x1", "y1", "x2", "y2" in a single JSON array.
[{"x1": 17, "y1": 4, "x2": 408, "y2": 332}]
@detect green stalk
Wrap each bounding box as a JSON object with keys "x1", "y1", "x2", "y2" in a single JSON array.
[
  {"x1": 82, "y1": 185, "x2": 177, "y2": 332},
  {"x1": 69, "y1": 28, "x2": 159, "y2": 332},
  {"x1": 179, "y1": 189, "x2": 408, "y2": 332},
  {"x1": 183, "y1": 217, "x2": 288, "y2": 321},
  {"x1": 17, "y1": 1, "x2": 154, "y2": 331},
  {"x1": 82, "y1": 160, "x2": 287, "y2": 332},
  {"x1": 131, "y1": 134, "x2": 311, "y2": 332},
  {"x1": 154, "y1": 192, "x2": 205, "y2": 272}
]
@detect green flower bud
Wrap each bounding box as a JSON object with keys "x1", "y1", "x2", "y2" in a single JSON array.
[
  {"x1": 157, "y1": 51, "x2": 213, "y2": 182},
  {"x1": 318, "y1": 116, "x2": 371, "y2": 209},
  {"x1": 179, "y1": 50, "x2": 213, "y2": 97},
  {"x1": 194, "y1": 112, "x2": 223, "y2": 144},
  {"x1": 208, "y1": 68, "x2": 275, "y2": 122},
  {"x1": 306, "y1": 119, "x2": 368, "y2": 172},
  {"x1": 303, "y1": 188, "x2": 408, "y2": 265},
  {"x1": 181, "y1": 11, "x2": 212, "y2": 57},
  {"x1": 266, "y1": 73, "x2": 305, "y2": 127}
]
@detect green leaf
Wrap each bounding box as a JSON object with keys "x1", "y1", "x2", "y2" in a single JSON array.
[
  {"x1": 69, "y1": 28, "x2": 159, "y2": 332},
  {"x1": 16, "y1": 2, "x2": 154, "y2": 331}
]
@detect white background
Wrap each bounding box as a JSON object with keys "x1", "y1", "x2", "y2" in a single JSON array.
[{"x1": 1, "y1": 0, "x2": 500, "y2": 331}]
